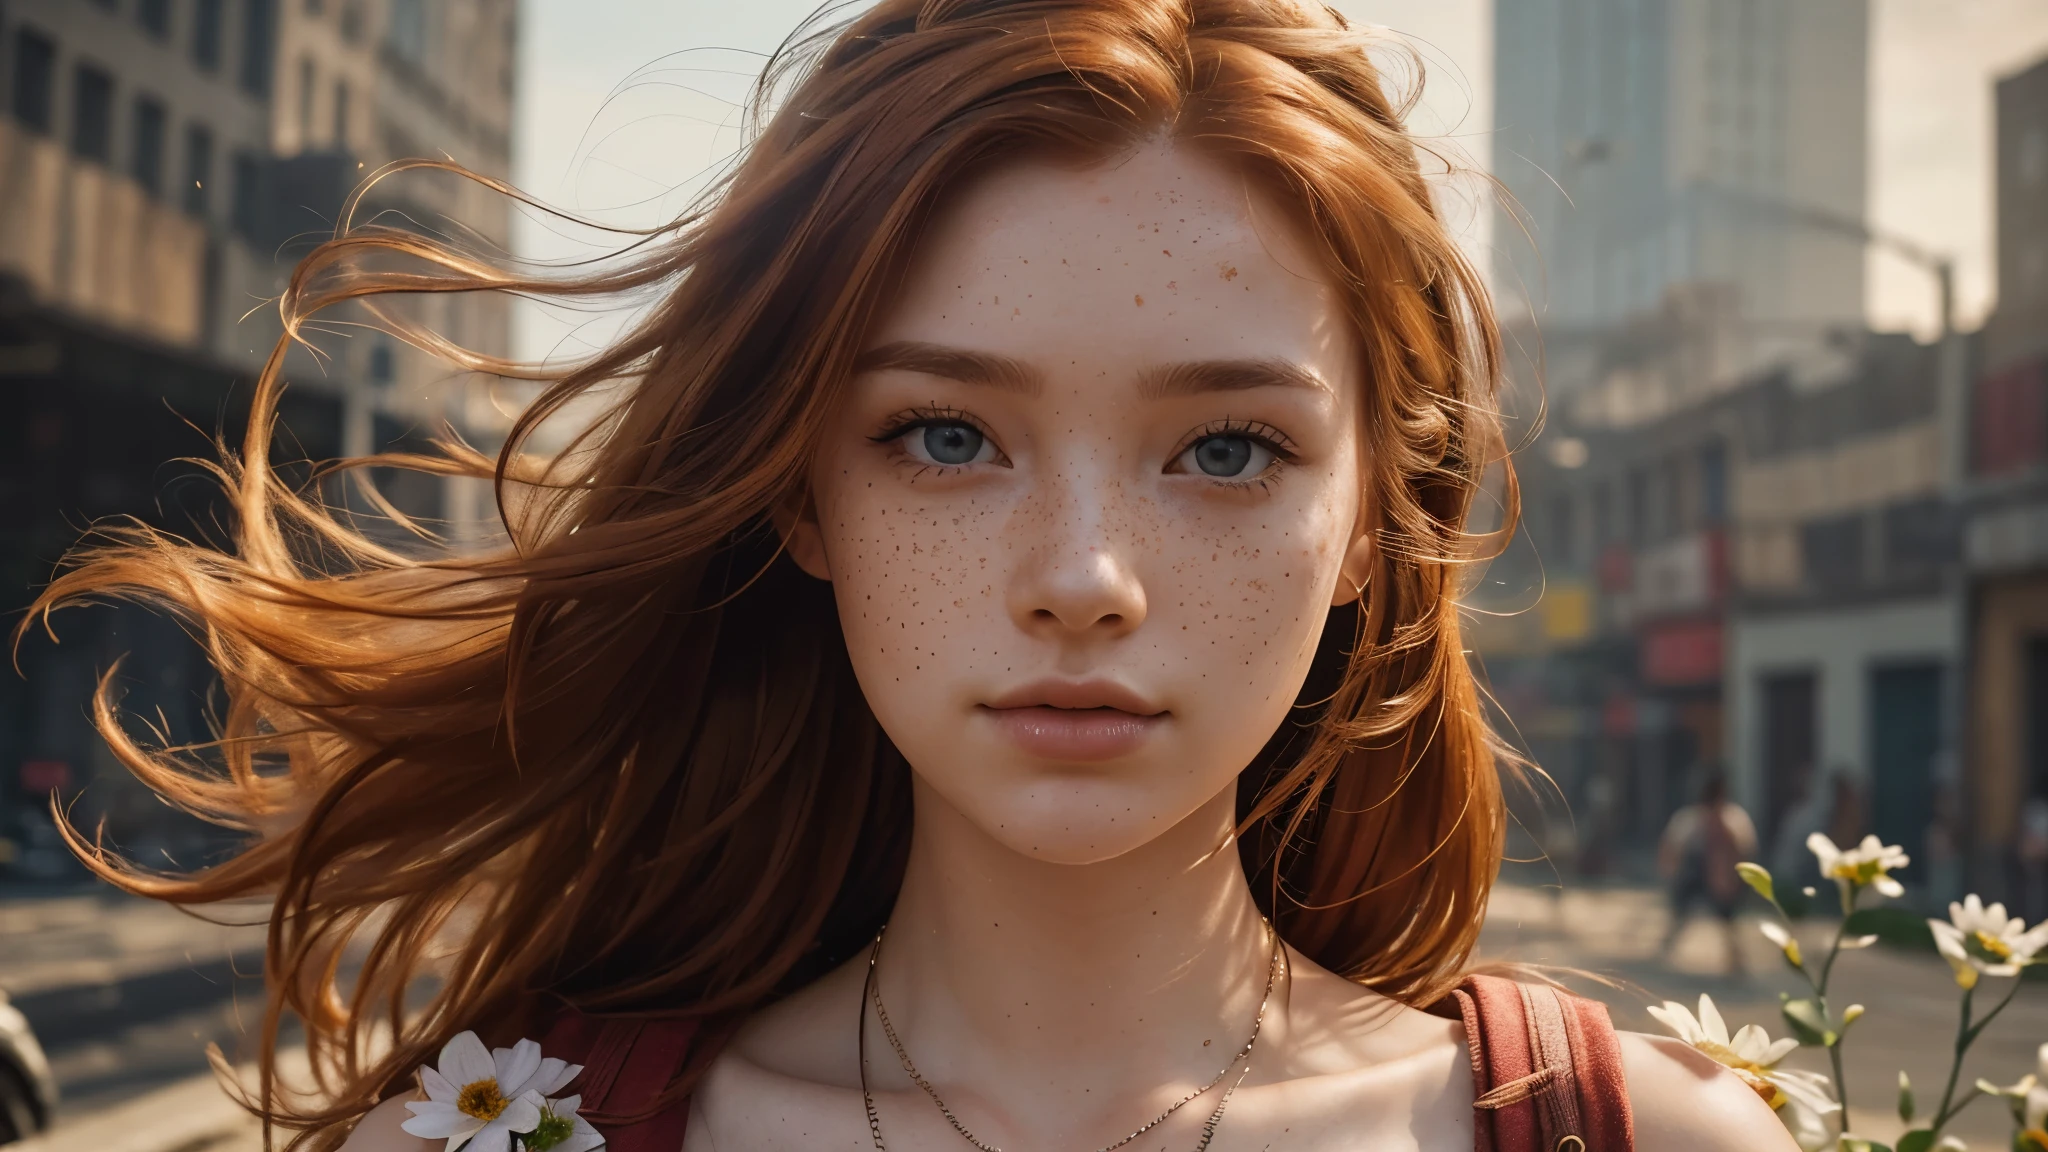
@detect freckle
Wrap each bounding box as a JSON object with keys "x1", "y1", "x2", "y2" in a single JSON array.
[
  {"x1": 1134, "y1": 294, "x2": 1144, "y2": 306},
  {"x1": 1162, "y1": 248, "x2": 1171, "y2": 256}
]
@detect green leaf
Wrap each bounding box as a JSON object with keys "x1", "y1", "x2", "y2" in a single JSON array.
[
  {"x1": 1782, "y1": 998, "x2": 1836, "y2": 1047},
  {"x1": 1737, "y1": 861, "x2": 1776, "y2": 903},
  {"x1": 1895, "y1": 1129, "x2": 1935, "y2": 1152},
  {"x1": 1897, "y1": 1070, "x2": 1915, "y2": 1123},
  {"x1": 1843, "y1": 907, "x2": 1938, "y2": 951}
]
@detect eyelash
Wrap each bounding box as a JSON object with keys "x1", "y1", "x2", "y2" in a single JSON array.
[
  {"x1": 869, "y1": 405, "x2": 1004, "y2": 474},
  {"x1": 1169, "y1": 418, "x2": 1299, "y2": 490},
  {"x1": 867, "y1": 410, "x2": 1300, "y2": 488}
]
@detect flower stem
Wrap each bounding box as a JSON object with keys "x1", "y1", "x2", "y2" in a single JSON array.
[{"x1": 1929, "y1": 983, "x2": 1977, "y2": 1136}]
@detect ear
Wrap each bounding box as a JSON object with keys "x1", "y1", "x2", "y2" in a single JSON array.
[
  {"x1": 1330, "y1": 529, "x2": 1375, "y2": 607},
  {"x1": 772, "y1": 490, "x2": 832, "y2": 582}
]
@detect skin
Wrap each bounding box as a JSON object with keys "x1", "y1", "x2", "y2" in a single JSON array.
[{"x1": 346, "y1": 145, "x2": 1792, "y2": 1150}]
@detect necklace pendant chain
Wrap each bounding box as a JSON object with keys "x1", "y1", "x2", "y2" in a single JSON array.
[{"x1": 857, "y1": 922, "x2": 1283, "y2": 1152}]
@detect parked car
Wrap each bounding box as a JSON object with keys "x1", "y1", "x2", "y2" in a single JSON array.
[{"x1": 0, "y1": 989, "x2": 54, "y2": 1141}]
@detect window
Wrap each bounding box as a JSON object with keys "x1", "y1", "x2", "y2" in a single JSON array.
[
  {"x1": 131, "y1": 94, "x2": 168, "y2": 196},
  {"x1": 239, "y1": 0, "x2": 277, "y2": 97},
  {"x1": 139, "y1": 0, "x2": 173, "y2": 39},
  {"x1": 72, "y1": 65, "x2": 116, "y2": 163},
  {"x1": 182, "y1": 122, "x2": 214, "y2": 216},
  {"x1": 332, "y1": 78, "x2": 351, "y2": 148},
  {"x1": 298, "y1": 55, "x2": 315, "y2": 142},
  {"x1": 1698, "y1": 442, "x2": 1728, "y2": 525},
  {"x1": 10, "y1": 28, "x2": 57, "y2": 134},
  {"x1": 231, "y1": 149, "x2": 263, "y2": 240},
  {"x1": 388, "y1": 0, "x2": 426, "y2": 63},
  {"x1": 192, "y1": 0, "x2": 224, "y2": 70}
]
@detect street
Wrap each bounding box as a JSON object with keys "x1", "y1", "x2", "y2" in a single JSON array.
[{"x1": 4, "y1": 881, "x2": 2042, "y2": 1149}]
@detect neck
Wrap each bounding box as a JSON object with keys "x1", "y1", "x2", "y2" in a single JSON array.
[{"x1": 871, "y1": 778, "x2": 1275, "y2": 1133}]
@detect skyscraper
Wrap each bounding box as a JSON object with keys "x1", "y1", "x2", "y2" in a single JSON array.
[{"x1": 1493, "y1": 0, "x2": 1868, "y2": 345}]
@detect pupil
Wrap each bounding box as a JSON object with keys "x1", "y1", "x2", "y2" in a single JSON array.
[
  {"x1": 923, "y1": 423, "x2": 983, "y2": 465},
  {"x1": 1195, "y1": 435, "x2": 1252, "y2": 476}
]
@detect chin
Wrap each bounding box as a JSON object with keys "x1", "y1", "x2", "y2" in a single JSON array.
[{"x1": 935, "y1": 772, "x2": 1228, "y2": 866}]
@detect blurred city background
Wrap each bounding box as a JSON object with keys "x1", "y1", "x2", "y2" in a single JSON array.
[{"x1": 0, "y1": 0, "x2": 2046, "y2": 1145}]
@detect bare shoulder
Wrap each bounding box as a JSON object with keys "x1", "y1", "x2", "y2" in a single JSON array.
[
  {"x1": 1618, "y1": 1031, "x2": 1800, "y2": 1152},
  {"x1": 337, "y1": 1092, "x2": 437, "y2": 1152}
]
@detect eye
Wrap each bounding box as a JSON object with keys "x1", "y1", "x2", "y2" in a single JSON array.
[
  {"x1": 911, "y1": 422, "x2": 990, "y2": 466},
  {"x1": 1176, "y1": 433, "x2": 1276, "y2": 479},
  {"x1": 876, "y1": 413, "x2": 1006, "y2": 469}
]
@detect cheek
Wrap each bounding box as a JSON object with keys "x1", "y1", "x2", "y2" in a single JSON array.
[{"x1": 812, "y1": 463, "x2": 1011, "y2": 694}]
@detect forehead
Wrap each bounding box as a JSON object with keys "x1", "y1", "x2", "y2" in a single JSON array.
[{"x1": 870, "y1": 144, "x2": 1353, "y2": 372}]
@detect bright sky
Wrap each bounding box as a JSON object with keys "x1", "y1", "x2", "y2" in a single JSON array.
[{"x1": 510, "y1": 0, "x2": 2048, "y2": 362}]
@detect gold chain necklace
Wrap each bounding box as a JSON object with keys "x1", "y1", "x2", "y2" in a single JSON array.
[{"x1": 857, "y1": 922, "x2": 1282, "y2": 1152}]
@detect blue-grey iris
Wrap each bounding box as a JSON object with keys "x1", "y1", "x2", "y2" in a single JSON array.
[
  {"x1": 923, "y1": 423, "x2": 984, "y2": 465},
  {"x1": 1193, "y1": 435, "x2": 1253, "y2": 476}
]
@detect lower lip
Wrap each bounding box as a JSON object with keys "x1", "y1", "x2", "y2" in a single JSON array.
[{"x1": 982, "y1": 706, "x2": 1164, "y2": 762}]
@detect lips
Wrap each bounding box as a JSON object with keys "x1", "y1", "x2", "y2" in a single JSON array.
[{"x1": 979, "y1": 679, "x2": 1166, "y2": 761}]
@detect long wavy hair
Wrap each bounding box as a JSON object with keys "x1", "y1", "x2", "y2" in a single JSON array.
[{"x1": 21, "y1": 0, "x2": 1514, "y2": 1144}]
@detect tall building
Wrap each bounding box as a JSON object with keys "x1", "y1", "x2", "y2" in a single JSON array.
[
  {"x1": 0, "y1": 0, "x2": 516, "y2": 875},
  {"x1": 1493, "y1": 0, "x2": 1869, "y2": 388},
  {"x1": 1964, "y1": 52, "x2": 2048, "y2": 908}
]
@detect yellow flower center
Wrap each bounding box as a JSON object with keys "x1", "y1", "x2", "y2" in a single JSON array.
[
  {"x1": 457, "y1": 1079, "x2": 509, "y2": 1121},
  {"x1": 1972, "y1": 930, "x2": 2015, "y2": 961},
  {"x1": 1828, "y1": 858, "x2": 1887, "y2": 887},
  {"x1": 1730, "y1": 1067, "x2": 1785, "y2": 1110}
]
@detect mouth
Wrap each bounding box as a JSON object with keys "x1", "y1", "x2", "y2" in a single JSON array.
[{"x1": 979, "y1": 680, "x2": 1167, "y2": 762}]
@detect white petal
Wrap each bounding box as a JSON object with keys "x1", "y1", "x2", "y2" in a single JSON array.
[
  {"x1": 462, "y1": 1122, "x2": 516, "y2": 1152},
  {"x1": 419, "y1": 1064, "x2": 457, "y2": 1103},
  {"x1": 1760, "y1": 1037, "x2": 1801, "y2": 1066},
  {"x1": 1647, "y1": 1002, "x2": 1703, "y2": 1044},
  {"x1": 500, "y1": 1091, "x2": 544, "y2": 1132},
  {"x1": 1729, "y1": 1024, "x2": 1775, "y2": 1064},
  {"x1": 1857, "y1": 834, "x2": 1885, "y2": 855},
  {"x1": 1760, "y1": 921, "x2": 1792, "y2": 947},
  {"x1": 1772, "y1": 1069, "x2": 1842, "y2": 1115},
  {"x1": 1839, "y1": 934, "x2": 1879, "y2": 949},
  {"x1": 1807, "y1": 833, "x2": 1840, "y2": 865},
  {"x1": 439, "y1": 1031, "x2": 497, "y2": 1089},
  {"x1": 1875, "y1": 876, "x2": 1905, "y2": 898},
  {"x1": 1697, "y1": 994, "x2": 1730, "y2": 1047},
  {"x1": 527, "y1": 1058, "x2": 579, "y2": 1098},
  {"x1": 1935, "y1": 1138, "x2": 1967, "y2": 1152},
  {"x1": 400, "y1": 1102, "x2": 481, "y2": 1141},
  {"x1": 550, "y1": 1094, "x2": 583, "y2": 1115},
  {"x1": 1778, "y1": 1096, "x2": 1833, "y2": 1152},
  {"x1": 493, "y1": 1039, "x2": 543, "y2": 1099}
]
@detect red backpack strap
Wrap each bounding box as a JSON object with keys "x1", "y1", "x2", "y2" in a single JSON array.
[
  {"x1": 536, "y1": 1011, "x2": 705, "y2": 1152},
  {"x1": 1441, "y1": 974, "x2": 1634, "y2": 1152}
]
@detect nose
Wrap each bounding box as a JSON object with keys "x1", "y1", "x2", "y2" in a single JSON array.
[{"x1": 1007, "y1": 485, "x2": 1148, "y2": 639}]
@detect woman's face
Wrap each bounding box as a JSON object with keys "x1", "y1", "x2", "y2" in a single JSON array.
[{"x1": 790, "y1": 144, "x2": 1369, "y2": 865}]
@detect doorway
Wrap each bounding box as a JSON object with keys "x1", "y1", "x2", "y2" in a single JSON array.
[
  {"x1": 1870, "y1": 662, "x2": 1943, "y2": 879},
  {"x1": 1761, "y1": 670, "x2": 1818, "y2": 846}
]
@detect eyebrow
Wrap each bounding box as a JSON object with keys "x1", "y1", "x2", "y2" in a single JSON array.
[
  {"x1": 853, "y1": 341, "x2": 1330, "y2": 400},
  {"x1": 1138, "y1": 358, "x2": 1333, "y2": 399},
  {"x1": 854, "y1": 341, "x2": 1041, "y2": 395}
]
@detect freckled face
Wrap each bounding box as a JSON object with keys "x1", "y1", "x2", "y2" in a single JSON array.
[{"x1": 801, "y1": 145, "x2": 1366, "y2": 864}]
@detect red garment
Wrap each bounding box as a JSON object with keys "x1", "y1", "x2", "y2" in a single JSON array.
[{"x1": 536, "y1": 973, "x2": 1634, "y2": 1152}]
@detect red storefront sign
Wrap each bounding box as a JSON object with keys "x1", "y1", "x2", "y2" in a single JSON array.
[{"x1": 1641, "y1": 618, "x2": 1723, "y2": 687}]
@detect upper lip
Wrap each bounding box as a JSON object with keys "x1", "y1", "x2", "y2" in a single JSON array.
[{"x1": 982, "y1": 679, "x2": 1167, "y2": 716}]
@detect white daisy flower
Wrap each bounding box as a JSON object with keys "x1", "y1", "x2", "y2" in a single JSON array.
[
  {"x1": 400, "y1": 1031, "x2": 581, "y2": 1152},
  {"x1": 1648, "y1": 994, "x2": 1838, "y2": 1150},
  {"x1": 2028, "y1": 1043, "x2": 2048, "y2": 1131},
  {"x1": 1807, "y1": 833, "x2": 1910, "y2": 899},
  {"x1": 1927, "y1": 895, "x2": 2048, "y2": 989},
  {"x1": 526, "y1": 1093, "x2": 606, "y2": 1152}
]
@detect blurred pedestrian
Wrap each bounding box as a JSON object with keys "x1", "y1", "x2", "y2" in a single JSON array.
[{"x1": 1659, "y1": 769, "x2": 1758, "y2": 974}]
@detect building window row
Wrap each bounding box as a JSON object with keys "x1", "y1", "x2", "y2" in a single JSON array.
[{"x1": 6, "y1": 24, "x2": 253, "y2": 224}]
